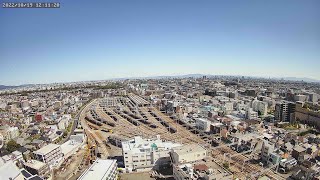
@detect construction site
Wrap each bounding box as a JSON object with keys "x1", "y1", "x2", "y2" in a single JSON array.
[{"x1": 79, "y1": 94, "x2": 285, "y2": 180}]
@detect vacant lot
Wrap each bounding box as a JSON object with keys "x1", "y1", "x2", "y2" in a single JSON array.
[{"x1": 119, "y1": 172, "x2": 155, "y2": 180}]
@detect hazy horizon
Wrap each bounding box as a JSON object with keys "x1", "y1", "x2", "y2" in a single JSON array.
[
  {"x1": 1, "y1": 0, "x2": 319, "y2": 85},
  {"x1": 1, "y1": 73, "x2": 320, "y2": 86}
]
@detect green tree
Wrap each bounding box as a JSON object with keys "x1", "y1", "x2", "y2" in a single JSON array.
[
  {"x1": 6, "y1": 140, "x2": 21, "y2": 153},
  {"x1": 223, "y1": 162, "x2": 229, "y2": 169}
]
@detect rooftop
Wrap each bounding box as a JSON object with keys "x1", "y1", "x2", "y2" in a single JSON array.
[
  {"x1": 172, "y1": 144, "x2": 206, "y2": 155},
  {"x1": 78, "y1": 159, "x2": 116, "y2": 180},
  {"x1": 60, "y1": 140, "x2": 81, "y2": 155},
  {"x1": 24, "y1": 160, "x2": 46, "y2": 170},
  {"x1": 122, "y1": 136, "x2": 181, "y2": 154},
  {"x1": 34, "y1": 143, "x2": 60, "y2": 155},
  {"x1": 0, "y1": 160, "x2": 22, "y2": 180}
]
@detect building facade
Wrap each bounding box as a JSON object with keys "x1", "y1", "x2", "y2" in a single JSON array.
[
  {"x1": 122, "y1": 135, "x2": 181, "y2": 171},
  {"x1": 78, "y1": 159, "x2": 117, "y2": 180},
  {"x1": 195, "y1": 118, "x2": 211, "y2": 132},
  {"x1": 33, "y1": 144, "x2": 63, "y2": 167},
  {"x1": 275, "y1": 101, "x2": 295, "y2": 122}
]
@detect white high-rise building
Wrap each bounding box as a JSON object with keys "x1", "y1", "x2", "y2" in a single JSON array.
[
  {"x1": 252, "y1": 99, "x2": 268, "y2": 116},
  {"x1": 246, "y1": 108, "x2": 258, "y2": 120},
  {"x1": 122, "y1": 135, "x2": 181, "y2": 171}
]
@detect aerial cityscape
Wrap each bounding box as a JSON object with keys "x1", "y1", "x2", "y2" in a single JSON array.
[{"x1": 1, "y1": 0, "x2": 320, "y2": 180}]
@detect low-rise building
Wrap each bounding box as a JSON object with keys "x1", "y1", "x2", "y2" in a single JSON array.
[
  {"x1": 171, "y1": 144, "x2": 207, "y2": 164},
  {"x1": 173, "y1": 160, "x2": 233, "y2": 180},
  {"x1": 195, "y1": 118, "x2": 211, "y2": 132},
  {"x1": 23, "y1": 160, "x2": 50, "y2": 178}
]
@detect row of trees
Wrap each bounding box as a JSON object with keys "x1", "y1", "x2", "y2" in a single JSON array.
[{"x1": 6, "y1": 140, "x2": 21, "y2": 153}]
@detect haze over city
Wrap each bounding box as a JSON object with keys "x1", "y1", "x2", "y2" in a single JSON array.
[{"x1": 1, "y1": 0, "x2": 320, "y2": 85}]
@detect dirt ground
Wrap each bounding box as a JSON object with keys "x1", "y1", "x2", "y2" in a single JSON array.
[
  {"x1": 54, "y1": 147, "x2": 87, "y2": 180},
  {"x1": 119, "y1": 172, "x2": 155, "y2": 180}
]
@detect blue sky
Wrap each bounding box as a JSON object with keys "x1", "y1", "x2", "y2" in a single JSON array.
[{"x1": 0, "y1": 0, "x2": 319, "y2": 85}]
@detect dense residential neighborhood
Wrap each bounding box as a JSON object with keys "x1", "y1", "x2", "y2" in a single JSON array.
[{"x1": 0, "y1": 77, "x2": 319, "y2": 179}]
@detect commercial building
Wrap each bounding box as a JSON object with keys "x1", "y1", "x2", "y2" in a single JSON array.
[
  {"x1": 78, "y1": 159, "x2": 118, "y2": 180},
  {"x1": 33, "y1": 143, "x2": 63, "y2": 167},
  {"x1": 275, "y1": 101, "x2": 295, "y2": 122},
  {"x1": 122, "y1": 135, "x2": 181, "y2": 171}
]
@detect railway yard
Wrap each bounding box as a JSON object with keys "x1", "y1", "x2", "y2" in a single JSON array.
[{"x1": 79, "y1": 94, "x2": 285, "y2": 180}]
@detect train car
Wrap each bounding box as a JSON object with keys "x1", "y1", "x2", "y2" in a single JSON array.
[
  {"x1": 107, "y1": 122, "x2": 116, "y2": 127},
  {"x1": 149, "y1": 124, "x2": 157, "y2": 128},
  {"x1": 139, "y1": 119, "x2": 150, "y2": 125},
  {"x1": 169, "y1": 127, "x2": 177, "y2": 133}
]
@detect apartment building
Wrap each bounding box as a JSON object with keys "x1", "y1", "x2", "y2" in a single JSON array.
[
  {"x1": 122, "y1": 135, "x2": 181, "y2": 171},
  {"x1": 252, "y1": 99, "x2": 268, "y2": 116},
  {"x1": 275, "y1": 101, "x2": 295, "y2": 122},
  {"x1": 195, "y1": 118, "x2": 211, "y2": 132},
  {"x1": 246, "y1": 108, "x2": 258, "y2": 120},
  {"x1": 33, "y1": 143, "x2": 63, "y2": 167}
]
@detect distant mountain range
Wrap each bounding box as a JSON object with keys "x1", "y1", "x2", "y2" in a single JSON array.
[
  {"x1": 0, "y1": 85, "x2": 18, "y2": 90},
  {"x1": 0, "y1": 74, "x2": 319, "y2": 89},
  {"x1": 273, "y1": 77, "x2": 320, "y2": 83},
  {"x1": 0, "y1": 84, "x2": 34, "y2": 90},
  {"x1": 115, "y1": 74, "x2": 320, "y2": 83}
]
